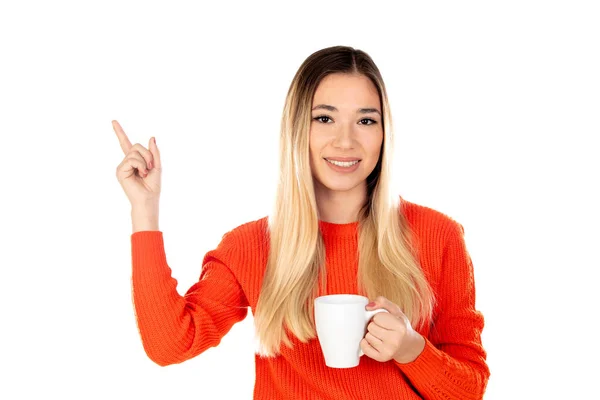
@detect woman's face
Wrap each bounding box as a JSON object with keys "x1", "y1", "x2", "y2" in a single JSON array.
[{"x1": 309, "y1": 72, "x2": 384, "y2": 196}]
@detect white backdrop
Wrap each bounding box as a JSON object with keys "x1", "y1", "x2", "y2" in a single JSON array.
[{"x1": 1, "y1": 1, "x2": 598, "y2": 398}]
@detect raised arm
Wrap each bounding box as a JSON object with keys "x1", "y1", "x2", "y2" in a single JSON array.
[
  {"x1": 395, "y1": 220, "x2": 490, "y2": 399},
  {"x1": 130, "y1": 230, "x2": 249, "y2": 366},
  {"x1": 112, "y1": 120, "x2": 250, "y2": 365}
]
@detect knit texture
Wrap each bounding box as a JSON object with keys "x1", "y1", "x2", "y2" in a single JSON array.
[{"x1": 130, "y1": 198, "x2": 490, "y2": 399}]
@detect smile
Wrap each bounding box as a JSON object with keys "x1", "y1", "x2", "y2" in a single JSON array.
[{"x1": 325, "y1": 159, "x2": 360, "y2": 167}]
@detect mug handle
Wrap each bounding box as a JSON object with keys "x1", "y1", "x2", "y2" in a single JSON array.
[{"x1": 358, "y1": 308, "x2": 389, "y2": 357}]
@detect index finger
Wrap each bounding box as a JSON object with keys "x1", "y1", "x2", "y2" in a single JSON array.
[{"x1": 112, "y1": 120, "x2": 132, "y2": 155}]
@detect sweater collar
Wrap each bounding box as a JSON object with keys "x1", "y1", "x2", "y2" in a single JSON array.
[{"x1": 318, "y1": 220, "x2": 359, "y2": 237}]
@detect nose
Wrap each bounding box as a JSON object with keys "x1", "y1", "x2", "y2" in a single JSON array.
[{"x1": 332, "y1": 122, "x2": 354, "y2": 149}]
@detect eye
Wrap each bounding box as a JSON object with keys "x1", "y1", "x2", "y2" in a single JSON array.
[
  {"x1": 359, "y1": 118, "x2": 377, "y2": 125},
  {"x1": 313, "y1": 115, "x2": 332, "y2": 123}
]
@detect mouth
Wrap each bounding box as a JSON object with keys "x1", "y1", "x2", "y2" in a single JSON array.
[{"x1": 324, "y1": 157, "x2": 361, "y2": 167}]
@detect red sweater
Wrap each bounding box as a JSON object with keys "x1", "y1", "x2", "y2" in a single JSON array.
[{"x1": 130, "y1": 198, "x2": 490, "y2": 399}]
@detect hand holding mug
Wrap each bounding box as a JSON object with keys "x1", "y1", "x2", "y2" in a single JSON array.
[
  {"x1": 361, "y1": 296, "x2": 426, "y2": 364},
  {"x1": 314, "y1": 294, "x2": 389, "y2": 368}
]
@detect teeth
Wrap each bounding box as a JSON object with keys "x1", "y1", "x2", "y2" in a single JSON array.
[{"x1": 326, "y1": 159, "x2": 359, "y2": 167}]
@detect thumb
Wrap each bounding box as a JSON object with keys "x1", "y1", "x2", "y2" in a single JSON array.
[
  {"x1": 149, "y1": 137, "x2": 161, "y2": 169},
  {"x1": 366, "y1": 296, "x2": 403, "y2": 317},
  {"x1": 365, "y1": 300, "x2": 378, "y2": 310},
  {"x1": 366, "y1": 295, "x2": 389, "y2": 310}
]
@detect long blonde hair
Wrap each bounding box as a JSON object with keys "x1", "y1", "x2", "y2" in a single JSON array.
[{"x1": 254, "y1": 46, "x2": 434, "y2": 357}]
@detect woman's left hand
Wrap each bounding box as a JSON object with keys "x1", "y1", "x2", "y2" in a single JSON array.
[{"x1": 360, "y1": 296, "x2": 426, "y2": 364}]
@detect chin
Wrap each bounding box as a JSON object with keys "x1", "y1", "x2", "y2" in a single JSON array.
[{"x1": 319, "y1": 179, "x2": 364, "y2": 193}]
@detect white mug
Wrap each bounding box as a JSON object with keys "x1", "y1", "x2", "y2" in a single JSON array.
[{"x1": 314, "y1": 294, "x2": 389, "y2": 368}]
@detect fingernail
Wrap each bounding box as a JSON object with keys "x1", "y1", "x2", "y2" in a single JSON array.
[
  {"x1": 153, "y1": 137, "x2": 156, "y2": 145},
  {"x1": 366, "y1": 302, "x2": 376, "y2": 308},
  {"x1": 148, "y1": 161, "x2": 153, "y2": 169}
]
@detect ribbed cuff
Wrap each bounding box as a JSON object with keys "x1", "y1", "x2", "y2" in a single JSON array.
[
  {"x1": 393, "y1": 338, "x2": 445, "y2": 385},
  {"x1": 130, "y1": 231, "x2": 171, "y2": 281}
]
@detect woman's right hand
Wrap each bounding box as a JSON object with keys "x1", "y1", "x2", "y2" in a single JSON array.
[{"x1": 113, "y1": 120, "x2": 162, "y2": 208}]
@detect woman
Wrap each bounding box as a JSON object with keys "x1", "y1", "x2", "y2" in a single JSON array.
[{"x1": 114, "y1": 45, "x2": 489, "y2": 399}]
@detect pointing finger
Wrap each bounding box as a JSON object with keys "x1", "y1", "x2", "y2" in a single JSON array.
[{"x1": 112, "y1": 120, "x2": 133, "y2": 155}]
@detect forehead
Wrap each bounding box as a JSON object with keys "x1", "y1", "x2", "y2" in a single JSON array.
[{"x1": 312, "y1": 73, "x2": 380, "y2": 108}]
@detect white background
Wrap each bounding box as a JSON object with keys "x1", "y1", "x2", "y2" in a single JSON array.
[{"x1": 1, "y1": 1, "x2": 598, "y2": 398}]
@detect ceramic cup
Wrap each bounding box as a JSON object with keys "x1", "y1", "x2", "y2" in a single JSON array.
[{"x1": 314, "y1": 294, "x2": 388, "y2": 368}]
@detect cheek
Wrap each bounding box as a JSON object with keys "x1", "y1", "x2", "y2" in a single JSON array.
[
  {"x1": 308, "y1": 140, "x2": 316, "y2": 162},
  {"x1": 309, "y1": 132, "x2": 326, "y2": 159},
  {"x1": 308, "y1": 132, "x2": 320, "y2": 169},
  {"x1": 367, "y1": 132, "x2": 383, "y2": 158}
]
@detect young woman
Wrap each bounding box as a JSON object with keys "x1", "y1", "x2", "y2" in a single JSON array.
[{"x1": 114, "y1": 45, "x2": 490, "y2": 399}]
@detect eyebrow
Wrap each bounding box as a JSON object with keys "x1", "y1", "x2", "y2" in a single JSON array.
[{"x1": 311, "y1": 104, "x2": 381, "y2": 116}]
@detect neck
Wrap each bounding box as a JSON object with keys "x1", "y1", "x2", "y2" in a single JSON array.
[{"x1": 314, "y1": 182, "x2": 367, "y2": 224}]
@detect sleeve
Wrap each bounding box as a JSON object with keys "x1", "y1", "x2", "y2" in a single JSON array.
[
  {"x1": 394, "y1": 220, "x2": 490, "y2": 399},
  {"x1": 130, "y1": 230, "x2": 249, "y2": 366}
]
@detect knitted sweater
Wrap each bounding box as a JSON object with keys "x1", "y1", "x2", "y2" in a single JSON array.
[{"x1": 130, "y1": 198, "x2": 490, "y2": 399}]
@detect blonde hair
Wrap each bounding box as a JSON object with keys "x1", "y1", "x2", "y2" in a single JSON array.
[{"x1": 254, "y1": 46, "x2": 434, "y2": 357}]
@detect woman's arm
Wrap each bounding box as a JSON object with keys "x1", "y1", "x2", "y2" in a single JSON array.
[
  {"x1": 130, "y1": 230, "x2": 249, "y2": 366},
  {"x1": 395, "y1": 220, "x2": 490, "y2": 399}
]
